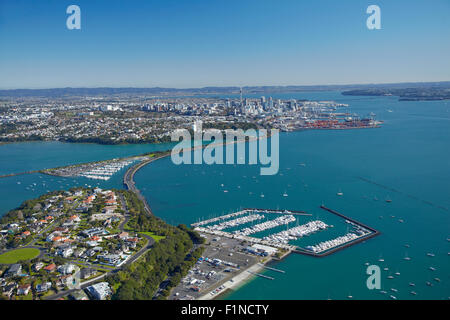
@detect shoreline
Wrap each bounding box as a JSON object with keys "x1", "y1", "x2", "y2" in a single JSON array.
[{"x1": 197, "y1": 259, "x2": 270, "y2": 301}]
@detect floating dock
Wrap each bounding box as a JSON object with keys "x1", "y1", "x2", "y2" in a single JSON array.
[
  {"x1": 248, "y1": 270, "x2": 274, "y2": 280},
  {"x1": 258, "y1": 264, "x2": 285, "y2": 273},
  {"x1": 244, "y1": 208, "x2": 312, "y2": 216}
]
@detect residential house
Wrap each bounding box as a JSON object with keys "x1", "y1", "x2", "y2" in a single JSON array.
[
  {"x1": 33, "y1": 262, "x2": 45, "y2": 272},
  {"x1": 2, "y1": 283, "x2": 17, "y2": 298},
  {"x1": 43, "y1": 263, "x2": 56, "y2": 273},
  {"x1": 80, "y1": 268, "x2": 97, "y2": 280},
  {"x1": 57, "y1": 247, "x2": 73, "y2": 258},
  {"x1": 36, "y1": 282, "x2": 52, "y2": 293},
  {"x1": 5, "y1": 264, "x2": 22, "y2": 277},
  {"x1": 58, "y1": 264, "x2": 75, "y2": 275},
  {"x1": 17, "y1": 283, "x2": 31, "y2": 295},
  {"x1": 85, "y1": 282, "x2": 111, "y2": 300}
]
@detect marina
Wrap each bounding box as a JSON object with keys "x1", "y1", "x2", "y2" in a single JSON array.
[
  {"x1": 43, "y1": 157, "x2": 144, "y2": 181},
  {"x1": 234, "y1": 215, "x2": 297, "y2": 236},
  {"x1": 192, "y1": 205, "x2": 380, "y2": 259},
  {"x1": 263, "y1": 220, "x2": 329, "y2": 244}
]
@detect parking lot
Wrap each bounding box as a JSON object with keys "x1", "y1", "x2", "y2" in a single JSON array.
[{"x1": 168, "y1": 234, "x2": 260, "y2": 300}]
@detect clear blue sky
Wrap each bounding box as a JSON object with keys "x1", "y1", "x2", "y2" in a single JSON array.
[{"x1": 0, "y1": 0, "x2": 449, "y2": 89}]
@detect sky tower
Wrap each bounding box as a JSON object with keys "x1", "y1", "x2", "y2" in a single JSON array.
[{"x1": 240, "y1": 87, "x2": 243, "y2": 107}]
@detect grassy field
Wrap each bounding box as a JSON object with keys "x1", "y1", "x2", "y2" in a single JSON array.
[
  {"x1": 139, "y1": 232, "x2": 166, "y2": 242},
  {"x1": 0, "y1": 248, "x2": 40, "y2": 264}
]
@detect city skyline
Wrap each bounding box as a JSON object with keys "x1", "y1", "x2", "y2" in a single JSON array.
[{"x1": 1, "y1": 0, "x2": 450, "y2": 89}]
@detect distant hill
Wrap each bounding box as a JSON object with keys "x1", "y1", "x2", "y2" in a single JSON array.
[
  {"x1": 0, "y1": 81, "x2": 449, "y2": 98},
  {"x1": 342, "y1": 82, "x2": 450, "y2": 101}
]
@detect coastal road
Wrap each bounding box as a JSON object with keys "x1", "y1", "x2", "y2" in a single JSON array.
[{"x1": 123, "y1": 154, "x2": 171, "y2": 216}]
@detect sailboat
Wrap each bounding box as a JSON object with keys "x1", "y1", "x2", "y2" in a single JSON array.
[
  {"x1": 336, "y1": 189, "x2": 344, "y2": 196},
  {"x1": 282, "y1": 191, "x2": 288, "y2": 197},
  {"x1": 403, "y1": 253, "x2": 411, "y2": 261}
]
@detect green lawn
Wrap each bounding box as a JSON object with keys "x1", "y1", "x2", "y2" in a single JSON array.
[
  {"x1": 0, "y1": 248, "x2": 40, "y2": 264},
  {"x1": 139, "y1": 232, "x2": 166, "y2": 242}
]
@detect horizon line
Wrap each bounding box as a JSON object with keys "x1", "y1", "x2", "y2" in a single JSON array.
[{"x1": 1, "y1": 80, "x2": 449, "y2": 91}]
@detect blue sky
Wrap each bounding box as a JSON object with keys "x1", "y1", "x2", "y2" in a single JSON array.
[{"x1": 0, "y1": 0, "x2": 449, "y2": 88}]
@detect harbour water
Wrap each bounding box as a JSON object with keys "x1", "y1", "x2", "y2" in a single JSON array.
[
  {"x1": 1, "y1": 92, "x2": 449, "y2": 299},
  {"x1": 0, "y1": 141, "x2": 175, "y2": 215}
]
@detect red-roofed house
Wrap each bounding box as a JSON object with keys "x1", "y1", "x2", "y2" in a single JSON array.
[
  {"x1": 69, "y1": 215, "x2": 81, "y2": 222},
  {"x1": 44, "y1": 263, "x2": 56, "y2": 273}
]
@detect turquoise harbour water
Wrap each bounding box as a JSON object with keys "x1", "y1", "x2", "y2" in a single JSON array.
[{"x1": 1, "y1": 92, "x2": 449, "y2": 299}]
